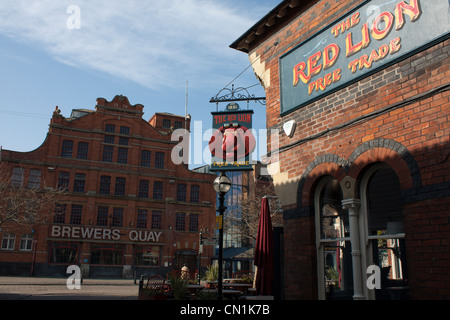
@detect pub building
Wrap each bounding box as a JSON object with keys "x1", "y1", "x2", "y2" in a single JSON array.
[
  {"x1": 0, "y1": 95, "x2": 217, "y2": 278},
  {"x1": 231, "y1": 0, "x2": 450, "y2": 299}
]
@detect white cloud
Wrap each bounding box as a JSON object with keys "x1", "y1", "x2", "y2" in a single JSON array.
[{"x1": 0, "y1": 0, "x2": 258, "y2": 90}]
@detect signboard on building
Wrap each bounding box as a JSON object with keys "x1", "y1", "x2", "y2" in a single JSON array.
[
  {"x1": 279, "y1": 0, "x2": 450, "y2": 115},
  {"x1": 209, "y1": 103, "x2": 255, "y2": 171}
]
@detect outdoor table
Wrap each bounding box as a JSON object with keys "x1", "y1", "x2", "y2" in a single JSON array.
[
  {"x1": 201, "y1": 289, "x2": 242, "y2": 300},
  {"x1": 222, "y1": 283, "x2": 253, "y2": 294}
]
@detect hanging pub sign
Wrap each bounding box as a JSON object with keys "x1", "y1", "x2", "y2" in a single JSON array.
[
  {"x1": 209, "y1": 103, "x2": 255, "y2": 171},
  {"x1": 279, "y1": 0, "x2": 450, "y2": 115}
]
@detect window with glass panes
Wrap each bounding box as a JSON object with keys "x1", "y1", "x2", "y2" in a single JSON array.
[
  {"x1": 190, "y1": 185, "x2": 200, "y2": 202},
  {"x1": 134, "y1": 245, "x2": 160, "y2": 266},
  {"x1": 115, "y1": 177, "x2": 126, "y2": 196},
  {"x1": 119, "y1": 126, "x2": 130, "y2": 135},
  {"x1": 112, "y1": 208, "x2": 123, "y2": 227},
  {"x1": 141, "y1": 150, "x2": 151, "y2": 167},
  {"x1": 155, "y1": 152, "x2": 165, "y2": 168},
  {"x1": 175, "y1": 212, "x2": 185, "y2": 231},
  {"x1": 11, "y1": 167, "x2": 24, "y2": 188},
  {"x1": 151, "y1": 211, "x2": 162, "y2": 229},
  {"x1": 153, "y1": 181, "x2": 163, "y2": 199},
  {"x1": 61, "y1": 140, "x2": 74, "y2": 158},
  {"x1": 20, "y1": 234, "x2": 33, "y2": 251},
  {"x1": 54, "y1": 203, "x2": 66, "y2": 223},
  {"x1": 99, "y1": 176, "x2": 111, "y2": 194},
  {"x1": 117, "y1": 147, "x2": 128, "y2": 164},
  {"x1": 97, "y1": 206, "x2": 108, "y2": 226},
  {"x1": 49, "y1": 242, "x2": 79, "y2": 264},
  {"x1": 1, "y1": 233, "x2": 15, "y2": 250},
  {"x1": 57, "y1": 172, "x2": 70, "y2": 190},
  {"x1": 105, "y1": 124, "x2": 115, "y2": 133},
  {"x1": 28, "y1": 169, "x2": 41, "y2": 189},
  {"x1": 138, "y1": 180, "x2": 149, "y2": 198},
  {"x1": 91, "y1": 244, "x2": 124, "y2": 265},
  {"x1": 177, "y1": 184, "x2": 187, "y2": 201},
  {"x1": 136, "y1": 209, "x2": 147, "y2": 229},
  {"x1": 102, "y1": 145, "x2": 114, "y2": 162},
  {"x1": 189, "y1": 214, "x2": 199, "y2": 232},
  {"x1": 70, "y1": 204, "x2": 83, "y2": 225},
  {"x1": 73, "y1": 173, "x2": 86, "y2": 192},
  {"x1": 77, "y1": 142, "x2": 89, "y2": 159}
]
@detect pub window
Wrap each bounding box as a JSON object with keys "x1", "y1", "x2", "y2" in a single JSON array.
[
  {"x1": 117, "y1": 147, "x2": 128, "y2": 164},
  {"x1": 49, "y1": 242, "x2": 79, "y2": 264},
  {"x1": 162, "y1": 119, "x2": 171, "y2": 129},
  {"x1": 190, "y1": 185, "x2": 200, "y2": 203},
  {"x1": 112, "y1": 208, "x2": 123, "y2": 227},
  {"x1": 134, "y1": 245, "x2": 160, "y2": 266},
  {"x1": 1, "y1": 233, "x2": 15, "y2": 250},
  {"x1": 153, "y1": 181, "x2": 163, "y2": 199},
  {"x1": 119, "y1": 126, "x2": 130, "y2": 135},
  {"x1": 11, "y1": 167, "x2": 24, "y2": 188},
  {"x1": 177, "y1": 184, "x2": 187, "y2": 202},
  {"x1": 138, "y1": 180, "x2": 149, "y2": 198},
  {"x1": 102, "y1": 145, "x2": 114, "y2": 162},
  {"x1": 61, "y1": 140, "x2": 74, "y2": 158},
  {"x1": 137, "y1": 209, "x2": 148, "y2": 229},
  {"x1": 57, "y1": 171, "x2": 70, "y2": 191},
  {"x1": 99, "y1": 176, "x2": 111, "y2": 195},
  {"x1": 151, "y1": 211, "x2": 162, "y2": 230},
  {"x1": 115, "y1": 177, "x2": 126, "y2": 196},
  {"x1": 90, "y1": 244, "x2": 124, "y2": 265},
  {"x1": 141, "y1": 150, "x2": 151, "y2": 167},
  {"x1": 28, "y1": 169, "x2": 41, "y2": 189},
  {"x1": 155, "y1": 152, "x2": 165, "y2": 169},
  {"x1": 104, "y1": 135, "x2": 115, "y2": 144},
  {"x1": 70, "y1": 204, "x2": 83, "y2": 225},
  {"x1": 105, "y1": 124, "x2": 115, "y2": 133},
  {"x1": 175, "y1": 213, "x2": 185, "y2": 231},
  {"x1": 73, "y1": 173, "x2": 86, "y2": 193},
  {"x1": 314, "y1": 177, "x2": 352, "y2": 300},
  {"x1": 20, "y1": 234, "x2": 33, "y2": 251},
  {"x1": 54, "y1": 203, "x2": 66, "y2": 224},
  {"x1": 76, "y1": 142, "x2": 89, "y2": 160},
  {"x1": 189, "y1": 214, "x2": 199, "y2": 232},
  {"x1": 362, "y1": 164, "x2": 408, "y2": 300}
]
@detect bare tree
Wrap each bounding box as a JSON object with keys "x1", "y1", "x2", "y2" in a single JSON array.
[
  {"x1": 0, "y1": 166, "x2": 66, "y2": 226},
  {"x1": 226, "y1": 181, "x2": 283, "y2": 243}
]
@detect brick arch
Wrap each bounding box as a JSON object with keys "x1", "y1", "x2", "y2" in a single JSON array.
[
  {"x1": 347, "y1": 138, "x2": 421, "y2": 190},
  {"x1": 298, "y1": 153, "x2": 347, "y2": 208}
]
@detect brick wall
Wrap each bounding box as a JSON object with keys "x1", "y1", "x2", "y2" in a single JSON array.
[{"x1": 244, "y1": 0, "x2": 449, "y2": 299}]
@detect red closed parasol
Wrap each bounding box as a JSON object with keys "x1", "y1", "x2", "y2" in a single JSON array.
[{"x1": 254, "y1": 197, "x2": 273, "y2": 295}]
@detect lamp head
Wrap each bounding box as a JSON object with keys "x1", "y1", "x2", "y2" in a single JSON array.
[{"x1": 213, "y1": 172, "x2": 231, "y2": 194}]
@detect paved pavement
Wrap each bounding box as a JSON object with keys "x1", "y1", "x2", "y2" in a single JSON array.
[{"x1": 0, "y1": 276, "x2": 139, "y2": 300}]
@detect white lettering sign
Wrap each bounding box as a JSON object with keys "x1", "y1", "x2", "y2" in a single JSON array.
[{"x1": 51, "y1": 225, "x2": 162, "y2": 243}]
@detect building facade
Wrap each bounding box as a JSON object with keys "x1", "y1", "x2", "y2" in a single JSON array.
[
  {"x1": 0, "y1": 95, "x2": 217, "y2": 278},
  {"x1": 232, "y1": 0, "x2": 450, "y2": 299}
]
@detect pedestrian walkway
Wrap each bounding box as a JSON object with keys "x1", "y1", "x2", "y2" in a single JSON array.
[{"x1": 0, "y1": 276, "x2": 139, "y2": 300}]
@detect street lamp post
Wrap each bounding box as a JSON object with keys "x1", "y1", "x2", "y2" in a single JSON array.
[{"x1": 213, "y1": 172, "x2": 231, "y2": 301}]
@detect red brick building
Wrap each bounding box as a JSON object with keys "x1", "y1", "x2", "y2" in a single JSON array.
[
  {"x1": 0, "y1": 95, "x2": 217, "y2": 278},
  {"x1": 231, "y1": 0, "x2": 450, "y2": 299}
]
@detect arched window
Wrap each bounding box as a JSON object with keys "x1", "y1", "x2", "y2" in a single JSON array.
[
  {"x1": 361, "y1": 164, "x2": 409, "y2": 300},
  {"x1": 315, "y1": 177, "x2": 353, "y2": 300}
]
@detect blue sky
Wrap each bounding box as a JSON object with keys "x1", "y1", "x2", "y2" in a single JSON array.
[{"x1": 0, "y1": 0, "x2": 281, "y2": 168}]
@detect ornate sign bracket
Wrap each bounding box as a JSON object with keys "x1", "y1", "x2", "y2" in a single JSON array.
[{"x1": 210, "y1": 84, "x2": 266, "y2": 111}]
